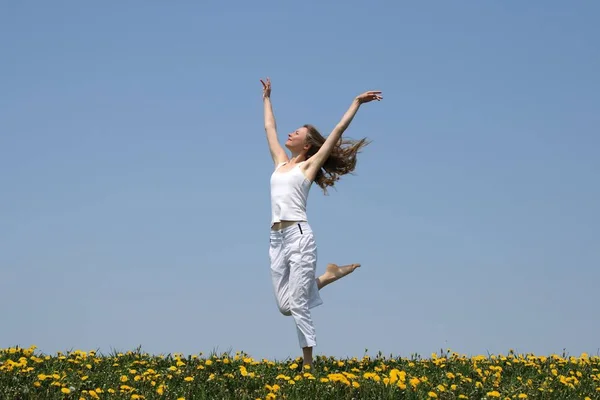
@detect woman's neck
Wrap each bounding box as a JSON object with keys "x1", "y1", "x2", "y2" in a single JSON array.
[{"x1": 289, "y1": 153, "x2": 307, "y2": 164}]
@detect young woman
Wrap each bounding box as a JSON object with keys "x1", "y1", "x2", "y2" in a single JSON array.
[{"x1": 261, "y1": 77, "x2": 382, "y2": 369}]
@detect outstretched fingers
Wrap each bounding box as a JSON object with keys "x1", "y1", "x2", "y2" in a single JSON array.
[
  {"x1": 367, "y1": 90, "x2": 383, "y2": 101},
  {"x1": 357, "y1": 90, "x2": 383, "y2": 103},
  {"x1": 260, "y1": 77, "x2": 271, "y2": 88}
]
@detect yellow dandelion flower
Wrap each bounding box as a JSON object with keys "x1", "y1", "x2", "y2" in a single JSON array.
[
  {"x1": 518, "y1": 395, "x2": 528, "y2": 399},
  {"x1": 184, "y1": 376, "x2": 194, "y2": 382},
  {"x1": 303, "y1": 372, "x2": 315, "y2": 380},
  {"x1": 428, "y1": 392, "x2": 438, "y2": 398},
  {"x1": 120, "y1": 375, "x2": 129, "y2": 382},
  {"x1": 352, "y1": 381, "x2": 360, "y2": 388},
  {"x1": 61, "y1": 388, "x2": 71, "y2": 394},
  {"x1": 487, "y1": 391, "x2": 500, "y2": 397}
]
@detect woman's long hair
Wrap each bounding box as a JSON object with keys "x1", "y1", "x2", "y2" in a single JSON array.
[{"x1": 303, "y1": 124, "x2": 371, "y2": 194}]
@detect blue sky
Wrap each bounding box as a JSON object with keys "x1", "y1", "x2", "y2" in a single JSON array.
[{"x1": 1, "y1": 0, "x2": 598, "y2": 360}]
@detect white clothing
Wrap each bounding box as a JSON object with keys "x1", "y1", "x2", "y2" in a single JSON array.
[
  {"x1": 269, "y1": 221, "x2": 323, "y2": 348},
  {"x1": 270, "y1": 162, "x2": 312, "y2": 226}
]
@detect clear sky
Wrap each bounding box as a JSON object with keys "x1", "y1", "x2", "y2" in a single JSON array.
[{"x1": 1, "y1": 0, "x2": 598, "y2": 360}]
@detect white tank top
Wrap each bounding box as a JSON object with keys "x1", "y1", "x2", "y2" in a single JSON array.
[{"x1": 270, "y1": 161, "x2": 313, "y2": 225}]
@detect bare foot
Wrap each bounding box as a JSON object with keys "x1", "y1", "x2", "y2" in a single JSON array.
[{"x1": 317, "y1": 263, "x2": 360, "y2": 289}]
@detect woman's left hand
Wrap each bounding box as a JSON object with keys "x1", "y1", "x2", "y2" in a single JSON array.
[{"x1": 356, "y1": 90, "x2": 383, "y2": 104}]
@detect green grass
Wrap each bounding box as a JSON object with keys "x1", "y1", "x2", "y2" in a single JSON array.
[{"x1": 1, "y1": 346, "x2": 599, "y2": 399}]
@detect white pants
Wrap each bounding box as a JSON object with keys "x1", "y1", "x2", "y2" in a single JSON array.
[{"x1": 269, "y1": 221, "x2": 323, "y2": 348}]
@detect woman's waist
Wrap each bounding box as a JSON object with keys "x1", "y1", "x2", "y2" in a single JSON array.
[{"x1": 271, "y1": 220, "x2": 310, "y2": 232}]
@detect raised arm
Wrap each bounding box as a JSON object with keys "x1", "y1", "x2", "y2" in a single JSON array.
[
  {"x1": 261, "y1": 78, "x2": 289, "y2": 166},
  {"x1": 304, "y1": 90, "x2": 382, "y2": 178}
]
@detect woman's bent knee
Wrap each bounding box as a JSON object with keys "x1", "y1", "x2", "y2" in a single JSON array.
[
  {"x1": 277, "y1": 301, "x2": 292, "y2": 317},
  {"x1": 278, "y1": 304, "x2": 291, "y2": 316}
]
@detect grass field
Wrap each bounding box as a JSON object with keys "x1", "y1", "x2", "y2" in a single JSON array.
[{"x1": 1, "y1": 346, "x2": 599, "y2": 399}]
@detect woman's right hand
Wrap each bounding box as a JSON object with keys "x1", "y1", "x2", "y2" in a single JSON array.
[{"x1": 260, "y1": 77, "x2": 272, "y2": 99}]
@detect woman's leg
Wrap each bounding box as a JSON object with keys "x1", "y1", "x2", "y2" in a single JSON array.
[
  {"x1": 302, "y1": 346, "x2": 313, "y2": 370},
  {"x1": 287, "y1": 223, "x2": 321, "y2": 367}
]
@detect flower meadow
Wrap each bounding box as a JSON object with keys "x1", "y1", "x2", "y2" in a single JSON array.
[{"x1": 1, "y1": 346, "x2": 600, "y2": 399}]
